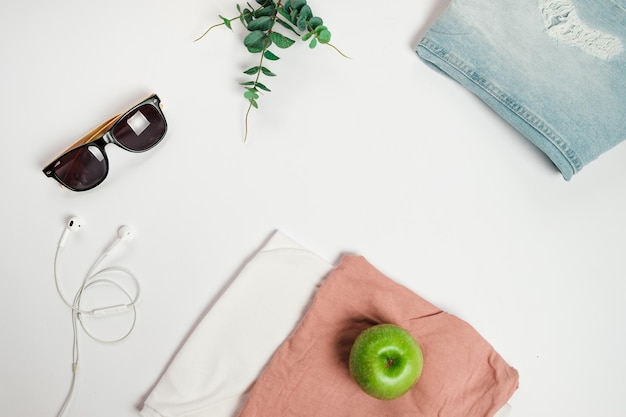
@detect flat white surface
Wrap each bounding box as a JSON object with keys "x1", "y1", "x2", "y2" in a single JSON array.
[{"x1": 1, "y1": 1, "x2": 625, "y2": 417}]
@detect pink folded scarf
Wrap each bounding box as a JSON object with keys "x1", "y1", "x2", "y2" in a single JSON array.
[{"x1": 237, "y1": 255, "x2": 518, "y2": 417}]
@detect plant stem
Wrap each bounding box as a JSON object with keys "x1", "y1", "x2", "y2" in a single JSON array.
[
  {"x1": 194, "y1": 12, "x2": 248, "y2": 42},
  {"x1": 244, "y1": 40, "x2": 268, "y2": 143},
  {"x1": 194, "y1": 21, "x2": 228, "y2": 42},
  {"x1": 244, "y1": 2, "x2": 282, "y2": 142},
  {"x1": 326, "y1": 42, "x2": 351, "y2": 59}
]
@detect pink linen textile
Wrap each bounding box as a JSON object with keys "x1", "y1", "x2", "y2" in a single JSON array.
[{"x1": 237, "y1": 255, "x2": 519, "y2": 417}]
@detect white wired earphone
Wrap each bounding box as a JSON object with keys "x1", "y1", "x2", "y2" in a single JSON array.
[{"x1": 54, "y1": 216, "x2": 141, "y2": 417}]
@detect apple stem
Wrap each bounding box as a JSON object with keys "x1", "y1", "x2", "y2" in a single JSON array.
[{"x1": 386, "y1": 357, "x2": 394, "y2": 368}]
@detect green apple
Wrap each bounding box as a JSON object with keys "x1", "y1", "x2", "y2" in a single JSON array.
[{"x1": 348, "y1": 323, "x2": 423, "y2": 400}]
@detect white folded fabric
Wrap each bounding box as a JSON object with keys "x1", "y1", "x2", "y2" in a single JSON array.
[
  {"x1": 140, "y1": 231, "x2": 513, "y2": 417},
  {"x1": 139, "y1": 231, "x2": 333, "y2": 417}
]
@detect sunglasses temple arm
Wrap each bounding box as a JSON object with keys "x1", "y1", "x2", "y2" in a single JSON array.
[
  {"x1": 45, "y1": 113, "x2": 123, "y2": 165},
  {"x1": 70, "y1": 113, "x2": 123, "y2": 148}
]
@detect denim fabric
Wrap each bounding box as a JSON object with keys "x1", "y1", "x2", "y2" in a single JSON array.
[{"x1": 416, "y1": 0, "x2": 626, "y2": 180}]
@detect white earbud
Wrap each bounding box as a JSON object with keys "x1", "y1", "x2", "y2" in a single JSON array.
[
  {"x1": 117, "y1": 225, "x2": 135, "y2": 241},
  {"x1": 104, "y1": 225, "x2": 135, "y2": 255},
  {"x1": 68, "y1": 217, "x2": 83, "y2": 231},
  {"x1": 58, "y1": 216, "x2": 83, "y2": 248}
]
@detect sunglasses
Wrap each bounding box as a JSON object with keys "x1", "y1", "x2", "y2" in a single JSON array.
[{"x1": 43, "y1": 94, "x2": 168, "y2": 191}]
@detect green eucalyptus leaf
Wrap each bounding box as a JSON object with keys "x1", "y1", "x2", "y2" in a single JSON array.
[
  {"x1": 219, "y1": 15, "x2": 232, "y2": 30},
  {"x1": 261, "y1": 66, "x2": 276, "y2": 76},
  {"x1": 296, "y1": 5, "x2": 313, "y2": 30},
  {"x1": 314, "y1": 24, "x2": 327, "y2": 34},
  {"x1": 268, "y1": 32, "x2": 295, "y2": 48},
  {"x1": 249, "y1": 44, "x2": 267, "y2": 53},
  {"x1": 243, "y1": 31, "x2": 267, "y2": 53},
  {"x1": 263, "y1": 50, "x2": 280, "y2": 60},
  {"x1": 254, "y1": 82, "x2": 271, "y2": 91},
  {"x1": 302, "y1": 31, "x2": 313, "y2": 41},
  {"x1": 250, "y1": 98, "x2": 258, "y2": 109},
  {"x1": 309, "y1": 38, "x2": 317, "y2": 49},
  {"x1": 239, "y1": 82, "x2": 270, "y2": 92},
  {"x1": 317, "y1": 29, "x2": 331, "y2": 43},
  {"x1": 299, "y1": 4, "x2": 312, "y2": 20},
  {"x1": 309, "y1": 16, "x2": 323, "y2": 29},
  {"x1": 276, "y1": 18, "x2": 300, "y2": 36},
  {"x1": 244, "y1": 89, "x2": 259, "y2": 100},
  {"x1": 283, "y1": 0, "x2": 291, "y2": 11},
  {"x1": 247, "y1": 16, "x2": 272, "y2": 31},
  {"x1": 292, "y1": 0, "x2": 307, "y2": 11},
  {"x1": 242, "y1": 8, "x2": 253, "y2": 24},
  {"x1": 254, "y1": 6, "x2": 276, "y2": 17},
  {"x1": 277, "y1": 7, "x2": 292, "y2": 22},
  {"x1": 296, "y1": 15, "x2": 307, "y2": 31},
  {"x1": 243, "y1": 66, "x2": 261, "y2": 75}
]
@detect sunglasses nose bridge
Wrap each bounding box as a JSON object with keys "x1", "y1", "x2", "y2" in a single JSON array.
[
  {"x1": 99, "y1": 133, "x2": 115, "y2": 147},
  {"x1": 82, "y1": 137, "x2": 110, "y2": 161}
]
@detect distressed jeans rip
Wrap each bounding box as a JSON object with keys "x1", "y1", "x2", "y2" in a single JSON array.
[{"x1": 539, "y1": 0, "x2": 623, "y2": 59}]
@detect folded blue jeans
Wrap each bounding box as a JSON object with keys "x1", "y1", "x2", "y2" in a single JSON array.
[{"x1": 416, "y1": 0, "x2": 626, "y2": 180}]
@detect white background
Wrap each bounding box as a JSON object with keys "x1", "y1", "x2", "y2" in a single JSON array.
[{"x1": 1, "y1": 1, "x2": 625, "y2": 416}]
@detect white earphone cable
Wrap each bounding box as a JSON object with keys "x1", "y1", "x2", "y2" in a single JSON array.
[{"x1": 54, "y1": 229, "x2": 140, "y2": 417}]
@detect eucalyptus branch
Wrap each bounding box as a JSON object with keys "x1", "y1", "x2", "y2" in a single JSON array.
[
  {"x1": 194, "y1": 21, "x2": 229, "y2": 42},
  {"x1": 196, "y1": 0, "x2": 348, "y2": 142},
  {"x1": 243, "y1": 29, "x2": 273, "y2": 142}
]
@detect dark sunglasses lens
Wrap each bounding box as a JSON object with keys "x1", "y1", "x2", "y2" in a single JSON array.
[
  {"x1": 113, "y1": 103, "x2": 166, "y2": 151},
  {"x1": 52, "y1": 145, "x2": 108, "y2": 191}
]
